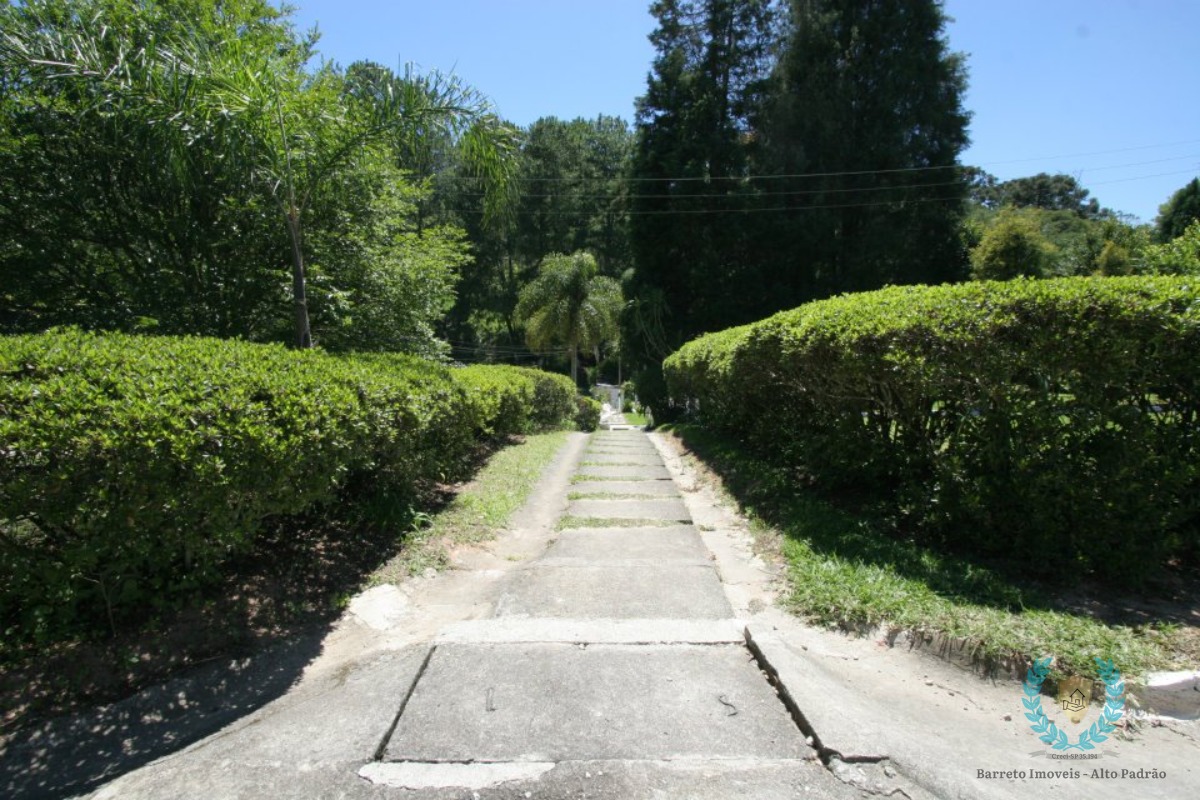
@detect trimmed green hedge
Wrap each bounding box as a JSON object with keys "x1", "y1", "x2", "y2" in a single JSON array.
[
  {"x1": 574, "y1": 396, "x2": 602, "y2": 431},
  {"x1": 0, "y1": 330, "x2": 576, "y2": 641},
  {"x1": 450, "y1": 363, "x2": 577, "y2": 437},
  {"x1": 664, "y1": 277, "x2": 1200, "y2": 585}
]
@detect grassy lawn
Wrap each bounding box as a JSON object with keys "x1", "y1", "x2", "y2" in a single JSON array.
[
  {"x1": 622, "y1": 410, "x2": 649, "y2": 426},
  {"x1": 371, "y1": 430, "x2": 572, "y2": 583},
  {"x1": 661, "y1": 424, "x2": 1194, "y2": 681}
]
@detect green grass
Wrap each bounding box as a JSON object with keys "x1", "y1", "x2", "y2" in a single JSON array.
[
  {"x1": 661, "y1": 424, "x2": 1187, "y2": 681},
  {"x1": 622, "y1": 411, "x2": 649, "y2": 426},
  {"x1": 371, "y1": 430, "x2": 571, "y2": 583},
  {"x1": 567, "y1": 491, "x2": 663, "y2": 500}
]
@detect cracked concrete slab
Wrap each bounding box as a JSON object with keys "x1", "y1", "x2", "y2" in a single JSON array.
[
  {"x1": 382, "y1": 643, "x2": 809, "y2": 762},
  {"x1": 86, "y1": 645, "x2": 432, "y2": 800}
]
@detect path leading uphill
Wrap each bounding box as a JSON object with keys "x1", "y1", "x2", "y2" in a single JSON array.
[
  {"x1": 74, "y1": 430, "x2": 856, "y2": 799},
  {"x1": 16, "y1": 430, "x2": 1195, "y2": 799},
  {"x1": 357, "y1": 428, "x2": 851, "y2": 797}
]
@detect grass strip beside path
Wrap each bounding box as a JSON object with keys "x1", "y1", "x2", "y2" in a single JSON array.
[
  {"x1": 661, "y1": 425, "x2": 1190, "y2": 681},
  {"x1": 372, "y1": 431, "x2": 572, "y2": 583}
]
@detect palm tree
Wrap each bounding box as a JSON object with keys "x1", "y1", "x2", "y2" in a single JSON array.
[{"x1": 516, "y1": 252, "x2": 623, "y2": 386}]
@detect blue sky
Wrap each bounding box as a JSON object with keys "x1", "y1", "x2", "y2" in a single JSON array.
[{"x1": 287, "y1": 0, "x2": 1200, "y2": 224}]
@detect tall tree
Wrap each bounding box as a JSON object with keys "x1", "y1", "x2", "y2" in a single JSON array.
[
  {"x1": 441, "y1": 115, "x2": 633, "y2": 356},
  {"x1": 760, "y1": 0, "x2": 971, "y2": 295},
  {"x1": 1156, "y1": 177, "x2": 1200, "y2": 243},
  {"x1": 0, "y1": 0, "x2": 516, "y2": 349},
  {"x1": 988, "y1": 173, "x2": 1103, "y2": 218},
  {"x1": 515, "y1": 115, "x2": 634, "y2": 275},
  {"x1": 515, "y1": 252, "x2": 623, "y2": 385},
  {"x1": 624, "y1": 0, "x2": 776, "y2": 403}
]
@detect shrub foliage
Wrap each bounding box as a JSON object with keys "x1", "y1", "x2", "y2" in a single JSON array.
[
  {"x1": 664, "y1": 277, "x2": 1200, "y2": 585},
  {"x1": 0, "y1": 330, "x2": 575, "y2": 641}
]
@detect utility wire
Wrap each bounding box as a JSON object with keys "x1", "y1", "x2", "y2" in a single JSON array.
[
  {"x1": 453, "y1": 167, "x2": 1198, "y2": 217},
  {"x1": 432, "y1": 140, "x2": 1200, "y2": 184}
]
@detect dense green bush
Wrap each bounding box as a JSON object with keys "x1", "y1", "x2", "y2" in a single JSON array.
[
  {"x1": 449, "y1": 364, "x2": 577, "y2": 437},
  {"x1": 0, "y1": 330, "x2": 575, "y2": 642},
  {"x1": 664, "y1": 277, "x2": 1200, "y2": 585},
  {"x1": 574, "y1": 396, "x2": 603, "y2": 431}
]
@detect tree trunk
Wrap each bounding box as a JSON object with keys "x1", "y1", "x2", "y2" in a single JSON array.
[
  {"x1": 570, "y1": 345, "x2": 579, "y2": 388},
  {"x1": 287, "y1": 209, "x2": 312, "y2": 349}
]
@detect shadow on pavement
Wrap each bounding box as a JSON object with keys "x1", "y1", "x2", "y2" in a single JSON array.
[{"x1": 1, "y1": 626, "x2": 327, "y2": 799}]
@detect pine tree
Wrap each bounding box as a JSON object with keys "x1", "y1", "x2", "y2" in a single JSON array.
[
  {"x1": 760, "y1": 0, "x2": 971, "y2": 297},
  {"x1": 624, "y1": 0, "x2": 776, "y2": 404}
]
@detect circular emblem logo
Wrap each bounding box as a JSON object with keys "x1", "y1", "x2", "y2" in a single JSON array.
[{"x1": 1022, "y1": 656, "x2": 1125, "y2": 751}]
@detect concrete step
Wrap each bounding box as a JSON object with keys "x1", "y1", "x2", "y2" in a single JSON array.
[
  {"x1": 565, "y1": 498, "x2": 692, "y2": 522},
  {"x1": 434, "y1": 618, "x2": 745, "y2": 645},
  {"x1": 576, "y1": 464, "x2": 673, "y2": 480},
  {"x1": 570, "y1": 479, "x2": 681, "y2": 497},
  {"x1": 580, "y1": 452, "x2": 665, "y2": 465},
  {"x1": 381, "y1": 643, "x2": 811, "y2": 762},
  {"x1": 592, "y1": 433, "x2": 653, "y2": 445},
  {"x1": 360, "y1": 756, "x2": 854, "y2": 799},
  {"x1": 493, "y1": 564, "x2": 732, "y2": 619},
  {"x1": 547, "y1": 526, "x2": 710, "y2": 563}
]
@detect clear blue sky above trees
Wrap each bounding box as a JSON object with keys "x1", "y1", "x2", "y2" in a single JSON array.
[{"x1": 288, "y1": 0, "x2": 1200, "y2": 224}]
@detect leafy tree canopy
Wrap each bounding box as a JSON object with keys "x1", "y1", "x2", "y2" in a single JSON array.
[
  {"x1": 970, "y1": 171, "x2": 1104, "y2": 219},
  {"x1": 970, "y1": 209, "x2": 1057, "y2": 280},
  {"x1": 0, "y1": 0, "x2": 516, "y2": 354},
  {"x1": 1142, "y1": 218, "x2": 1200, "y2": 275},
  {"x1": 1156, "y1": 177, "x2": 1200, "y2": 243}
]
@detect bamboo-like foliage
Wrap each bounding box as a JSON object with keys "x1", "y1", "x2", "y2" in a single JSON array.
[{"x1": 0, "y1": 0, "x2": 518, "y2": 347}]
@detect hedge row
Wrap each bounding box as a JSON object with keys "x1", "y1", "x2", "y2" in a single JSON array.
[
  {"x1": 0, "y1": 330, "x2": 578, "y2": 641},
  {"x1": 664, "y1": 277, "x2": 1200, "y2": 585}
]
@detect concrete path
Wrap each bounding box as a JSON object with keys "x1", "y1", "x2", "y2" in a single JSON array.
[
  {"x1": 69, "y1": 430, "x2": 857, "y2": 799},
  {"x1": 14, "y1": 430, "x2": 1195, "y2": 799},
  {"x1": 362, "y1": 429, "x2": 851, "y2": 797}
]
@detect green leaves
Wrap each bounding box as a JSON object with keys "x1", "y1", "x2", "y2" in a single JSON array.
[
  {"x1": 516, "y1": 252, "x2": 624, "y2": 383},
  {"x1": 665, "y1": 276, "x2": 1200, "y2": 586},
  {"x1": 0, "y1": 330, "x2": 577, "y2": 642},
  {"x1": 0, "y1": 1, "x2": 519, "y2": 351}
]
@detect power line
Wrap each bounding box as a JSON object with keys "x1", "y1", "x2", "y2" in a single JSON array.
[
  {"x1": 434, "y1": 139, "x2": 1200, "y2": 185},
  {"x1": 450, "y1": 166, "x2": 1197, "y2": 217},
  {"x1": 448, "y1": 154, "x2": 1198, "y2": 201},
  {"x1": 593, "y1": 194, "x2": 970, "y2": 216},
  {"x1": 453, "y1": 178, "x2": 968, "y2": 200},
  {"x1": 1089, "y1": 168, "x2": 1200, "y2": 187}
]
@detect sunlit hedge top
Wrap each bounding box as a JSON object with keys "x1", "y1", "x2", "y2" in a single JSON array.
[
  {"x1": 664, "y1": 276, "x2": 1200, "y2": 586},
  {"x1": 0, "y1": 329, "x2": 577, "y2": 639}
]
